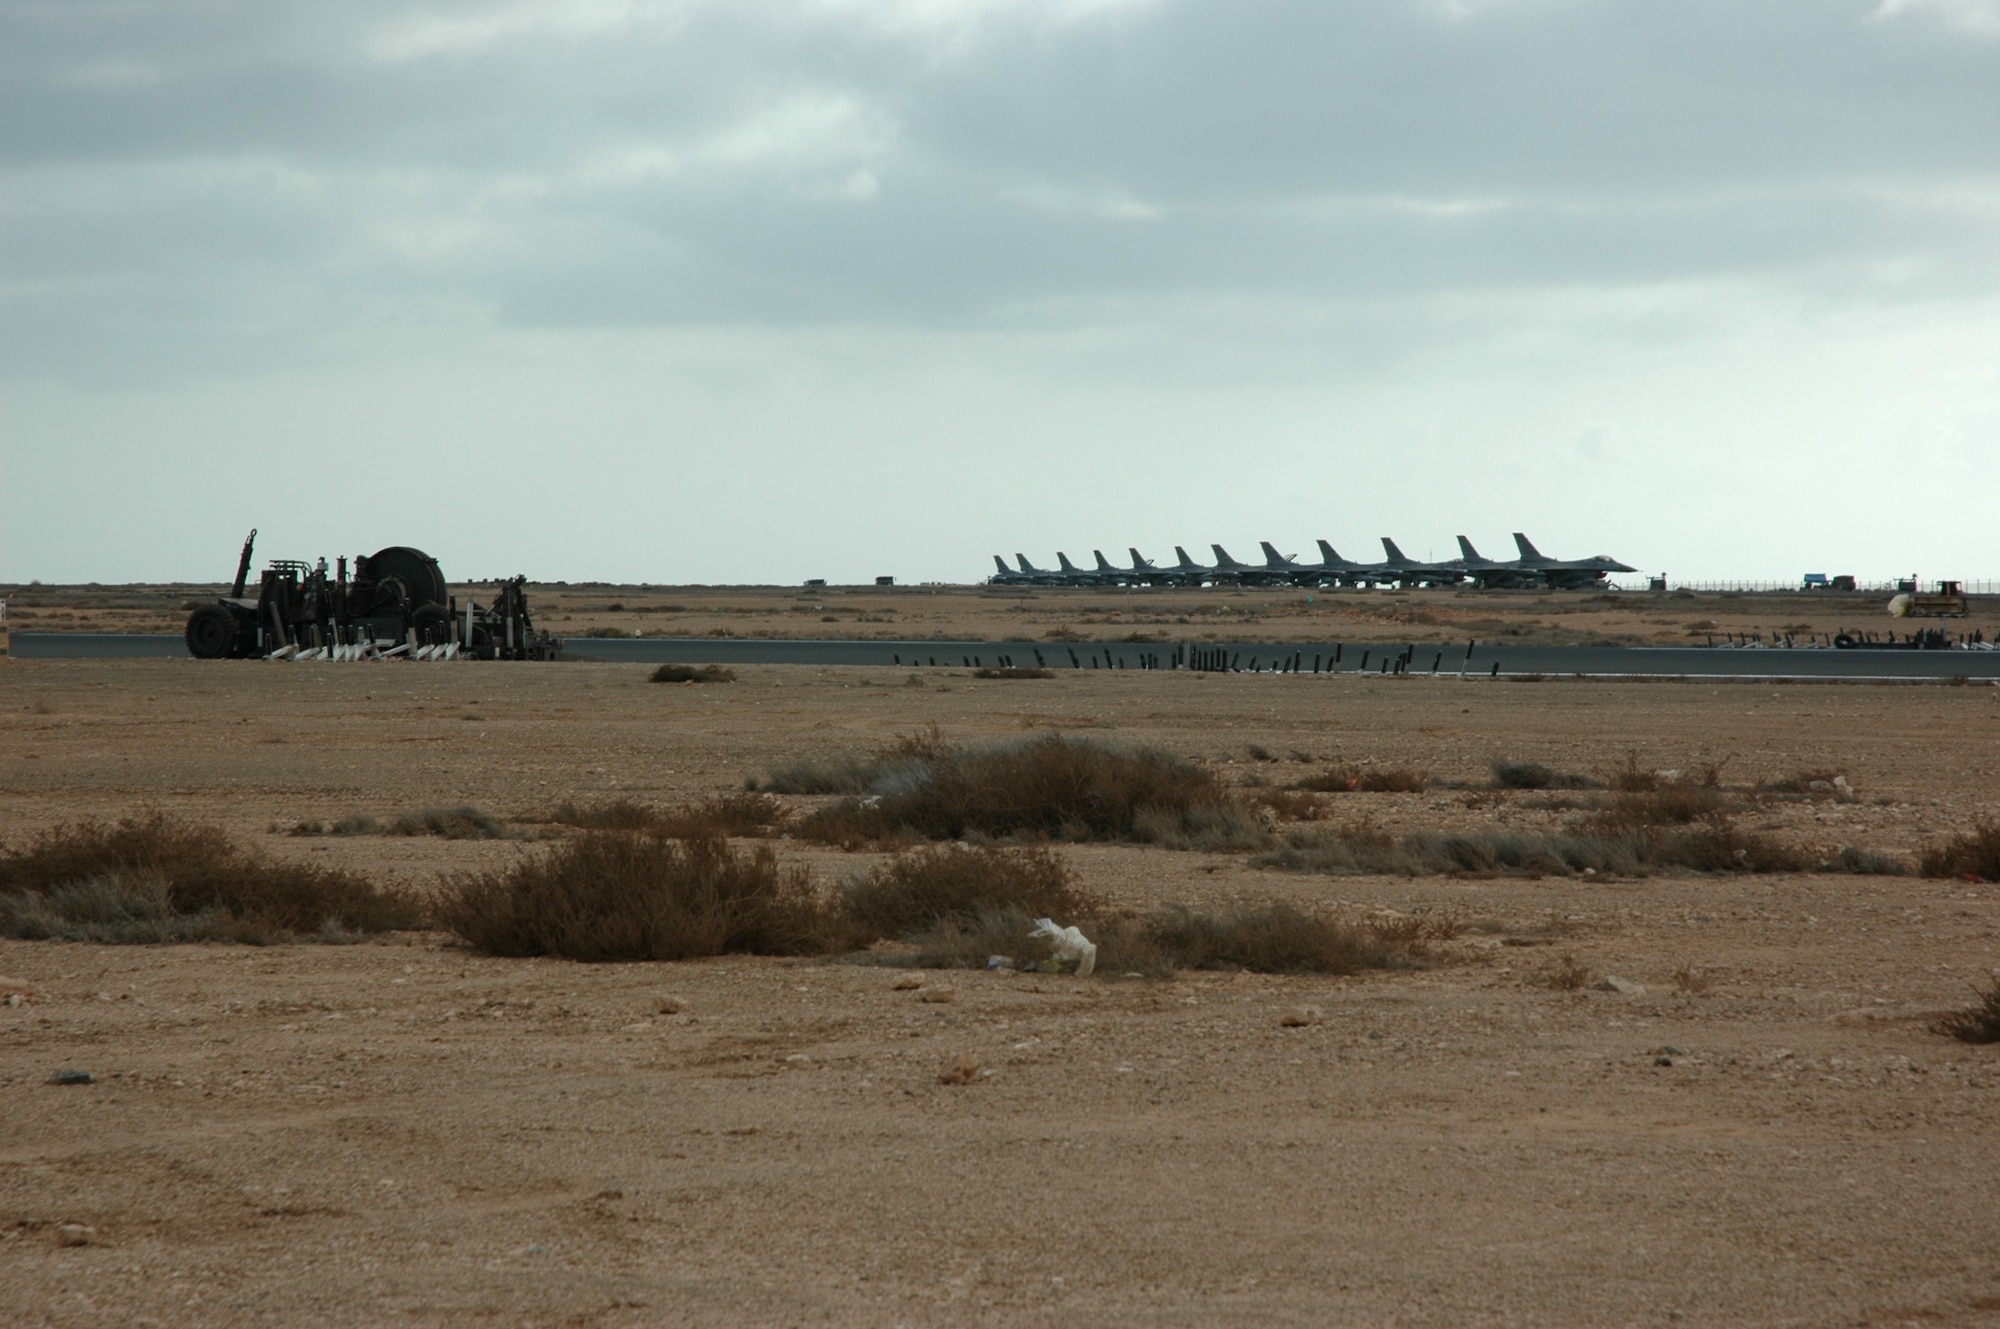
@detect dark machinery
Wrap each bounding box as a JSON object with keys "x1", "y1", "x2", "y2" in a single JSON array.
[{"x1": 184, "y1": 530, "x2": 561, "y2": 661}]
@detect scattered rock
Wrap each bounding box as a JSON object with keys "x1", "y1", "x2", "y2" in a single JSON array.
[
  {"x1": 1597, "y1": 976, "x2": 1646, "y2": 996},
  {"x1": 56, "y1": 1223, "x2": 94, "y2": 1247},
  {"x1": 919, "y1": 987, "x2": 956, "y2": 1004},
  {"x1": 939, "y1": 1051, "x2": 981, "y2": 1085},
  {"x1": 0, "y1": 975, "x2": 34, "y2": 1004},
  {"x1": 891, "y1": 973, "x2": 925, "y2": 991},
  {"x1": 47, "y1": 1069, "x2": 93, "y2": 1086},
  {"x1": 1279, "y1": 1005, "x2": 1324, "y2": 1028},
  {"x1": 652, "y1": 996, "x2": 686, "y2": 1015}
]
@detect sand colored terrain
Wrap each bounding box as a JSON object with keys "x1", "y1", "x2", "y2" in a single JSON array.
[
  {"x1": 5, "y1": 579, "x2": 1995, "y2": 649},
  {"x1": 3, "y1": 658, "x2": 1999, "y2": 1326}
]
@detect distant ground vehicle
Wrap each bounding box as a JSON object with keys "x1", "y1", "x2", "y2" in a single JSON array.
[
  {"x1": 183, "y1": 530, "x2": 560, "y2": 660},
  {"x1": 1889, "y1": 580, "x2": 1968, "y2": 619}
]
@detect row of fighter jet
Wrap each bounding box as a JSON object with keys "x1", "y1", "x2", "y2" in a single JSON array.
[{"x1": 990, "y1": 534, "x2": 1637, "y2": 590}]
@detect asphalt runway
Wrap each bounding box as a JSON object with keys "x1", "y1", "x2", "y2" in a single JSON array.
[{"x1": 11, "y1": 633, "x2": 2000, "y2": 680}]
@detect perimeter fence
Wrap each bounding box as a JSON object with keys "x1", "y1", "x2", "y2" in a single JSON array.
[{"x1": 1609, "y1": 579, "x2": 2000, "y2": 595}]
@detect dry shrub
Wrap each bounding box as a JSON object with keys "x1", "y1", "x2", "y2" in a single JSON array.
[
  {"x1": 391, "y1": 806, "x2": 508, "y2": 840},
  {"x1": 796, "y1": 734, "x2": 1238, "y2": 846},
  {"x1": 1673, "y1": 963, "x2": 1716, "y2": 995},
  {"x1": 1587, "y1": 782, "x2": 1727, "y2": 834},
  {"x1": 1659, "y1": 823, "x2": 1809, "y2": 873},
  {"x1": 437, "y1": 831, "x2": 841, "y2": 962},
  {"x1": 1544, "y1": 954, "x2": 1594, "y2": 990},
  {"x1": 1492, "y1": 761, "x2": 1555, "y2": 790},
  {"x1": 1132, "y1": 903, "x2": 1421, "y2": 975},
  {"x1": 847, "y1": 846, "x2": 1431, "y2": 978},
  {"x1": 914, "y1": 900, "x2": 1435, "y2": 978},
  {"x1": 657, "y1": 794, "x2": 788, "y2": 838},
  {"x1": 290, "y1": 814, "x2": 379, "y2": 837},
  {"x1": 1244, "y1": 789, "x2": 1326, "y2": 822},
  {"x1": 1759, "y1": 769, "x2": 1852, "y2": 800},
  {"x1": 1932, "y1": 981, "x2": 2000, "y2": 1043},
  {"x1": 843, "y1": 845, "x2": 1085, "y2": 940},
  {"x1": 1821, "y1": 845, "x2": 1906, "y2": 875},
  {"x1": 758, "y1": 753, "x2": 881, "y2": 795},
  {"x1": 548, "y1": 797, "x2": 659, "y2": 832},
  {"x1": 1491, "y1": 761, "x2": 1597, "y2": 791},
  {"x1": 1295, "y1": 765, "x2": 1430, "y2": 794},
  {"x1": 1131, "y1": 803, "x2": 1271, "y2": 851},
  {"x1": 1606, "y1": 754, "x2": 1725, "y2": 793},
  {"x1": 1918, "y1": 825, "x2": 2000, "y2": 881},
  {"x1": 549, "y1": 794, "x2": 787, "y2": 838},
  {"x1": 1360, "y1": 768, "x2": 1431, "y2": 793},
  {"x1": 972, "y1": 667, "x2": 1053, "y2": 680},
  {"x1": 0, "y1": 814, "x2": 419, "y2": 942},
  {"x1": 650, "y1": 664, "x2": 736, "y2": 684},
  {"x1": 1257, "y1": 820, "x2": 1808, "y2": 878},
  {"x1": 910, "y1": 904, "x2": 1045, "y2": 970}
]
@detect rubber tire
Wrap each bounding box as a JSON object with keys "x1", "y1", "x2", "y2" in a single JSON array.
[
  {"x1": 411, "y1": 602, "x2": 449, "y2": 646},
  {"x1": 185, "y1": 603, "x2": 243, "y2": 659}
]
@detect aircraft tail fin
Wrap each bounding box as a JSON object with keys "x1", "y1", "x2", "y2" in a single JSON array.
[
  {"x1": 1456, "y1": 535, "x2": 1480, "y2": 560},
  {"x1": 1316, "y1": 539, "x2": 1340, "y2": 563},
  {"x1": 1211, "y1": 543, "x2": 1240, "y2": 567},
  {"x1": 1175, "y1": 545, "x2": 1200, "y2": 569},
  {"x1": 1129, "y1": 547, "x2": 1154, "y2": 570},
  {"x1": 1260, "y1": 541, "x2": 1292, "y2": 567},
  {"x1": 1513, "y1": 532, "x2": 1543, "y2": 560},
  {"x1": 1381, "y1": 537, "x2": 1409, "y2": 561},
  {"x1": 994, "y1": 555, "x2": 1012, "y2": 575},
  {"x1": 1057, "y1": 552, "x2": 1082, "y2": 573},
  {"x1": 1093, "y1": 550, "x2": 1119, "y2": 573},
  {"x1": 1015, "y1": 553, "x2": 1038, "y2": 573}
]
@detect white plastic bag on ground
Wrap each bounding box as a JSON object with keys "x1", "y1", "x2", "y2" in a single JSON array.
[{"x1": 1029, "y1": 918, "x2": 1097, "y2": 977}]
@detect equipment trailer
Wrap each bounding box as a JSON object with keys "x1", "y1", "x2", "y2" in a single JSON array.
[{"x1": 184, "y1": 530, "x2": 561, "y2": 661}]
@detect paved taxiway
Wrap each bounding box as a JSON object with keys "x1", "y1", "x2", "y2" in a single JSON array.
[{"x1": 12, "y1": 632, "x2": 2000, "y2": 680}]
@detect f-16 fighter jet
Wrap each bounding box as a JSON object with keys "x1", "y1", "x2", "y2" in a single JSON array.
[
  {"x1": 1507, "y1": 533, "x2": 1636, "y2": 589},
  {"x1": 1288, "y1": 540, "x2": 1378, "y2": 587},
  {"x1": 1452, "y1": 536, "x2": 1542, "y2": 589},
  {"x1": 1378, "y1": 538, "x2": 1465, "y2": 587},
  {"x1": 1055, "y1": 552, "x2": 1108, "y2": 586},
  {"x1": 1012, "y1": 554, "x2": 1068, "y2": 586},
  {"x1": 990, "y1": 555, "x2": 1035, "y2": 586}
]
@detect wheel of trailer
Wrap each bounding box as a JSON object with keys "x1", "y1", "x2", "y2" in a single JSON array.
[
  {"x1": 412, "y1": 602, "x2": 449, "y2": 646},
  {"x1": 185, "y1": 603, "x2": 242, "y2": 659}
]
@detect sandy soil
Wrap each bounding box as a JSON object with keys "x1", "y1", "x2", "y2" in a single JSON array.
[
  {"x1": 6, "y1": 579, "x2": 1992, "y2": 649},
  {"x1": 3, "y1": 658, "x2": 1999, "y2": 1327}
]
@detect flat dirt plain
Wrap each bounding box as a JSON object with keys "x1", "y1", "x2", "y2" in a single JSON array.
[
  {"x1": 4, "y1": 642, "x2": 2000, "y2": 1326},
  {"x1": 8, "y1": 579, "x2": 1998, "y2": 648}
]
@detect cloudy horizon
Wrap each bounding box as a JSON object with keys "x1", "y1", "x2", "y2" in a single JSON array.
[{"x1": 5, "y1": 0, "x2": 1998, "y2": 586}]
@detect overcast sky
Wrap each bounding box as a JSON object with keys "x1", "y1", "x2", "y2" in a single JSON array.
[{"x1": 5, "y1": 0, "x2": 1998, "y2": 585}]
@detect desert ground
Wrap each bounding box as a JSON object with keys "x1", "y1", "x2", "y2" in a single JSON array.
[
  {"x1": 6, "y1": 578, "x2": 1994, "y2": 650},
  {"x1": 3, "y1": 650, "x2": 1999, "y2": 1327}
]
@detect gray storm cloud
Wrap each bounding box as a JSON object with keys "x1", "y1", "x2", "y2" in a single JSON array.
[{"x1": 3, "y1": 0, "x2": 1998, "y2": 582}]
